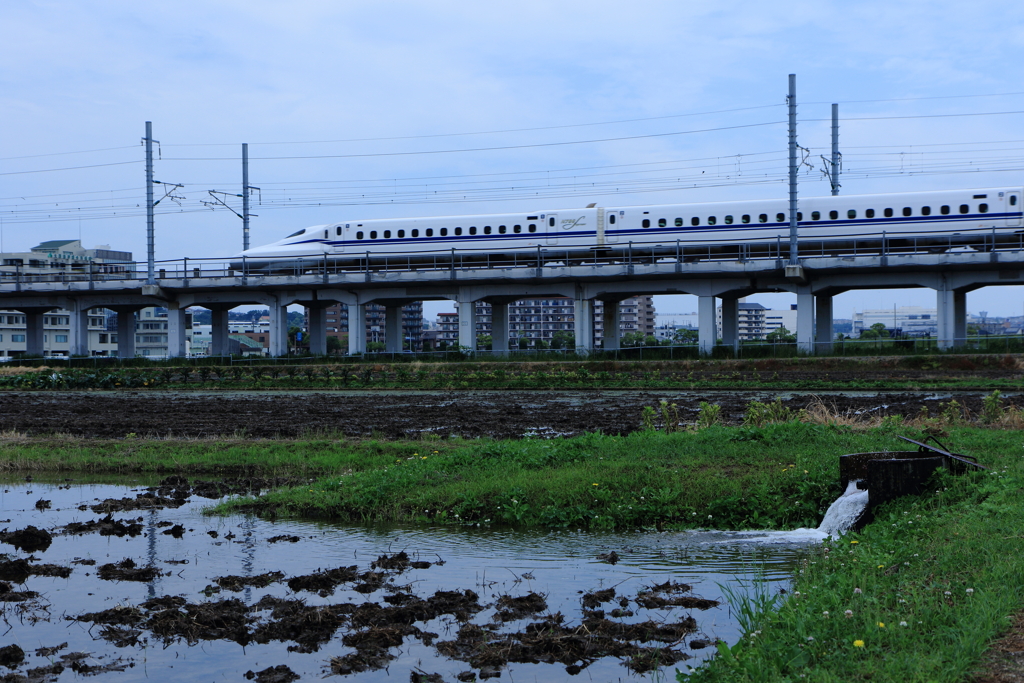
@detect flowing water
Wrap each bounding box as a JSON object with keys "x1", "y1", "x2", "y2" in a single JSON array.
[{"x1": 0, "y1": 478, "x2": 858, "y2": 682}]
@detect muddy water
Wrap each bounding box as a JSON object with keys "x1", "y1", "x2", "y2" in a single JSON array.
[{"x1": 0, "y1": 478, "x2": 817, "y2": 682}]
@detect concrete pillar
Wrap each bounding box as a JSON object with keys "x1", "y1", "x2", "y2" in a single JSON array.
[
  {"x1": 796, "y1": 287, "x2": 815, "y2": 354},
  {"x1": 573, "y1": 297, "x2": 594, "y2": 353},
  {"x1": 268, "y1": 303, "x2": 288, "y2": 357},
  {"x1": 68, "y1": 304, "x2": 90, "y2": 357},
  {"x1": 491, "y1": 302, "x2": 509, "y2": 355},
  {"x1": 384, "y1": 306, "x2": 402, "y2": 353},
  {"x1": 308, "y1": 306, "x2": 328, "y2": 355},
  {"x1": 348, "y1": 304, "x2": 366, "y2": 354},
  {"x1": 166, "y1": 304, "x2": 188, "y2": 358},
  {"x1": 936, "y1": 285, "x2": 967, "y2": 350},
  {"x1": 210, "y1": 307, "x2": 230, "y2": 357},
  {"x1": 603, "y1": 300, "x2": 621, "y2": 350},
  {"x1": 458, "y1": 300, "x2": 476, "y2": 350},
  {"x1": 698, "y1": 295, "x2": 716, "y2": 355},
  {"x1": 720, "y1": 298, "x2": 739, "y2": 354},
  {"x1": 116, "y1": 309, "x2": 136, "y2": 359},
  {"x1": 815, "y1": 294, "x2": 834, "y2": 354},
  {"x1": 25, "y1": 310, "x2": 46, "y2": 357}
]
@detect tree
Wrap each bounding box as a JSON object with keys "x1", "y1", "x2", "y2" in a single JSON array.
[
  {"x1": 517, "y1": 337, "x2": 530, "y2": 350},
  {"x1": 551, "y1": 330, "x2": 575, "y2": 349},
  {"x1": 766, "y1": 326, "x2": 796, "y2": 343},
  {"x1": 476, "y1": 334, "x2": 493, "y2": 350},
  {"x1": 288, "y1": 326, "x2": 303, "y2": 348},
  {"x1": 534, "y1": 339, "x2": 549, "y2": 350},
  {"x1": 621, "y1": 331, "x2": 645, "y2": 347},
  {"x1": 367, "y1": 341, "x2": 386, "y2": 352},
  {"x1": 326, "y1": 335, "x2": 343, "y2": 353},
  {"x1": 671, "y1": 328, "x2": 699, "y2": 344},
  {"x1": 643, "y1": 334, "x2": 659, "y2": 347}
]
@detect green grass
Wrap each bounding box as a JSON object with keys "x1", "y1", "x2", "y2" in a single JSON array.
[{"x1": 681, "y1": 439, "x2": 1024, "y2": 682}]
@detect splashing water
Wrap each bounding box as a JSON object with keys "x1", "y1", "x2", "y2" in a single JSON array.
[{"x1": 816, "y1": 479, "x2": 869, "y2": 537}]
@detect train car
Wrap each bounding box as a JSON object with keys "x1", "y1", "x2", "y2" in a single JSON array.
[{"x1": 231, "y1": 186, "x2": 1022, "y2": 272}]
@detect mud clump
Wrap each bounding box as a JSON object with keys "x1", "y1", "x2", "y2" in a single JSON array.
[
  {"x1": 582, "y1": 588, "x2": 616, "y2": 609},
  {"x1": 61, "y1": 514, "x2": 143, "y2": 538},
  {"x1": 0, "y1": 526, "x2": 53, "y2": 553},
  {"x1": 596, "y1": 551, "x2": 619, "y2": 564},
  {"x1": 215, "y1": 571, "x2": 284, "y2": 592},
  {"x1": 160, "y1": 525, "x2": 186, "y2": 538},
  {"x1": 89, "y1": 494, "x2": 184, "y2": 513},
  {"x1": 146, "y1": 598, "x2": 252, "y2": 646},
  {"x1": 251, "y1": 599, "x2": 351, "y2": 653},
  {"x1": 0, "y1": 559, "x2": 71, "y2": 583},
  {"x1": 33, "y1": 499, "x2": 50, "y2": 511},
  {"x1": 96, "y1": 558, "x2": 163, "y2": 582},
  {"x1": 244, "y1": 664, "x2": 300, "y2": 683},
  {"x1": 635, "y1": 581, "x2": 719, "y2": 610},
  {"x1": 495, "y1": 593, "x2": 548, "y2": 622},
  {"x1": 267, "y1": 535, "x2": 300, "y2": 544},
  {"x1": 0, "y1": 644, "x2": 24, "y2": 669},
  {"x1": 286, "y1": 566, "x2": 359, "y2": 596}
]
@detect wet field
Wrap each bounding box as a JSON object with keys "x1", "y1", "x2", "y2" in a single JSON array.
[
  {"x1": 0, "y1": 389, "x2": 1005, "y2": 439},
  {"x1": 0, "y1": 476, "x2": 817, "y2": 682}
]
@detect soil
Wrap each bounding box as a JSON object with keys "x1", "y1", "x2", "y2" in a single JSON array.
[
  {"x1": 0, "y1": 526, "x2": 52, "y2": 553},
  {"x1": 974, "y1": 610, "x2": 1024, "y2": 682},
  {"x1": 0, "y1": 390, "x2": 1001, "y2": 439}
]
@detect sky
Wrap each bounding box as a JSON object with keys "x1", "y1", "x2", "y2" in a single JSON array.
[{"x1": 2, "y1": 1, "x2": 1024, "y2": 320}]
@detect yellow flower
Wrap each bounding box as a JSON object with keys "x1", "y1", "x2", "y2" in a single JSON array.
[
  {"x1": 592, "y1": 483, "x2": 599, "y2": 486},
  {"x1": 877, "y1": 622, "x2": 885, "y2": 628},
  {"x1": 850, "y1": 540, "x2": 859, "y2": 544},
  {"x1": 877, "y1": 564, "x2": 885, "y2": 569},
  {"x1": 853, "y1": 640, "x2": 865, "y2": 648},
  {"x1": 421, "y1": 456, "x2": 427, "y2": 460}
]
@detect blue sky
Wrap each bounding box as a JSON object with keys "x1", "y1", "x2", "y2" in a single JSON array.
[{"x1": 2, "y1": 1, "x2": 1024, "y2": 318}]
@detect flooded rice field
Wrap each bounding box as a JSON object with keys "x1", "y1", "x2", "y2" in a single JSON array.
[
  {"x1": 0, "y1": 476, "x2": 818, "y2": 682},
  {"x1": 0, "y1": 389, "x2": 1005, "y2": 439}
]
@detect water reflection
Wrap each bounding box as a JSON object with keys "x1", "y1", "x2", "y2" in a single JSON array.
[{"x1": 0, "y1": 479, "x2": 822, "y2": 681}]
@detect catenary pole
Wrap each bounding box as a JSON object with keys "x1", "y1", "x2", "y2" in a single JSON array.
[
  {"x1": 242, "y1": 143, "x2": 250, "y2": 252},
  {"x1": 831, "y1": 103, "x2": 840, "y2": 196},
  {"x1": 787, "y1": 74, "x2": 799, "y2": 265},
  {"x1": 144, "y1": 121, "x2": 155, "y2": 283}
]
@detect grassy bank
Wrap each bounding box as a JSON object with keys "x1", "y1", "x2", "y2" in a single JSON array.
[
  {"x1": 683, "y1": 437, "x2": 1024, "y2": 682},
  {"x1": 1, "y1": 353, "x2": 1022, "y2": 391}
]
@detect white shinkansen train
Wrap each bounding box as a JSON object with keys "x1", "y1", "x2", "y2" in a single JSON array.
[{"x1": 232, "y1": 187, "x2": 1022, "y2": 271}]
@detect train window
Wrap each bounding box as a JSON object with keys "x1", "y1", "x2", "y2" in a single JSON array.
[
  {"x1": 469, "y1": 227, "x2": 476, "y2": 235},
  {"x1": 848, "y1": 210, "x2": 857, "y2": 219},
  {"x1": 356, "y1": 231, "x2": 364, "y2": 240},
  {"x1": 336, "y1": 227, "x2": 342, "y2": 236},
  {"x1": 287, "y1": 229, "x2": 306, "y2": 238},
  {"x1": 940, "y1": 205, "x2": 950, "y2": 215},
  {"x1": 1011, "y1": 195, "x2": 1018, "y2": 206},
  {"x1": 642, "y1": 219, "x2": 651, "y2": 228},
  {"x1": 866, "y1": 209, "x2": 875, "y2": 218},
  {"x1": 455, "y1": 227, "x2": 463, "y2": 235},
  {"x1": 921, "y1": 206, "x2": 931, "y2": 216},
  {"x1": 979, "y1": 203, "x2": 989, "y2": 213},
  {"x1": 811, "y1": 211, "x2": 821, "y2": 220},
  {"x1": 549, "y1": 217, "x2": 555, "y2": 227},
  {"x1": 691, "y1": 217, "x2": 700, "y2": 226},
  {"x1": 499, "y1": 225, "x2": 506, "y2": 234},
  {"x1": 370, "y1": 231, "x2": 378, "y2": 239},
  {"x1": 902, "y1": 207, "x2": 912, "y2": 217},
  {"x1": 708, "y1": 216, "x2": 717, "y2": 225},
  {"x1": 609, "y1": 214, "x2": 616, "y2": 224},
  {"x1": 658, "y1": 218, "x2": 666, "y2": 227},
  {"x1": 529, "y1": 224, "x2": 537, "y2": 233},
  {"x1": 440, "y1": 228, "x2": 448, "y2": 236},
  {"x1": 484, "y1": 226, "x2": 491, "y2": 234},
  {"x1": 776, "y1": 213, "x2": 785, "y2": 222},
  {"x1": 741, "y1": 214, "x2": 751, "y2": 224},
  {"x1": 959, "y1": 204, "x2": 969, "y2": 214},
  {"x1": 412, "y1": 229, "x2": 419, "y2": 237},
  {"x1": 514, "y1": 225, "x2": 522, "y2": 233},
  {"x1": 675, "y1": 217, "x2": 683, "y2": 226},
  {"x1": 426, "y1": 228, "x2": 433, "y2": 237},
  {"x1": 759, "y1": 214, "x2": 768, "y2": 223},
  {"x1": 324, "y1": 230, "x2": 328, "y2": 239},
  {"x1": 397, "y1": 230, "x2": 405, "y2": 238},
  {"x1": 383, "y1": 230, "x2": 391, "y2": 238},
  {"x1": 884, "y1": 208, "x2": 894, "y2": 217},
  {"x1": 797, "y1": 212, "x2": 802, "y2": 221},
  {"x1": 826, "y1": 210, "x2": 836, "y2": 220},
  {"x1": 724, "y1": 215, "x2": 733, "y2": 224}
]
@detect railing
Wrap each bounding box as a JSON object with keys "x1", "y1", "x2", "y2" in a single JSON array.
[{"x1": 1, "y1": 226, "x2": 1022, "y2": 288}]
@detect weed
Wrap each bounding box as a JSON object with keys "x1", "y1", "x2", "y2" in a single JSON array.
[
  {"x1": 641, "y1": 406, "x2": 657, "y2": 431},
  {"x1": 743, "y1": 399, "x2": 794, "y2": 427},
  {"x1": 981, "y1": 390, "x2": 1003, "y2": 424},
  {"x1": 696, "y1": 402, "x2": 722, "y2": 429}
]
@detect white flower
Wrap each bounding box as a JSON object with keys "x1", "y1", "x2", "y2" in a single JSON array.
[
  {"x1": 899, "y1": 621, "x2": 908, "y2": 627},
  {"x1": 853, "y1": 587, "x2": 862, "y2": 594},
  {"x1": 966, "y1": 588, "x2": 975, "y2": 594},
  {"x1": 822, "y1": 611, "x2": 829, "y2": 617},
  {"x1": 844, "y1": 610, "x2": 853, "y2": 618}
]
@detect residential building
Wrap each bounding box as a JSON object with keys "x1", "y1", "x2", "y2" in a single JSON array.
[{"x1": 304, "y1": 302, "x2": 424, "y2": 350}]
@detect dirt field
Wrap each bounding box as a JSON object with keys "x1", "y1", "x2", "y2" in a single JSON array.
[{"x1": 0, "y1": 389, "x2": 996, "y2": 439}]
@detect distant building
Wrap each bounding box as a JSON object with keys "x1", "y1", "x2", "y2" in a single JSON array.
[
  {"x1": 304, "y1": 302, "x2": 424, "y2": 350},
  {"x1": 851, "y1": 306, "x2": 970, "y2": 337}
]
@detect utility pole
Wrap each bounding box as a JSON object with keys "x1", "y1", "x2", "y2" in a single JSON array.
[
  {"x1": 831, "y1": 103, "x2": 841, "y2": 195},
  {"x1": 242, "y1": 143, "x2": 250, "y2": 252},
  {"x1": 205, "y1": 143, "x2": 259, "y2": 251},
  {"x1": 144, "y1": 121, "x2": 156, "y2": 283},
  {"x1": 787, "y1": 74, "x2": 799, "y2": 265}
]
